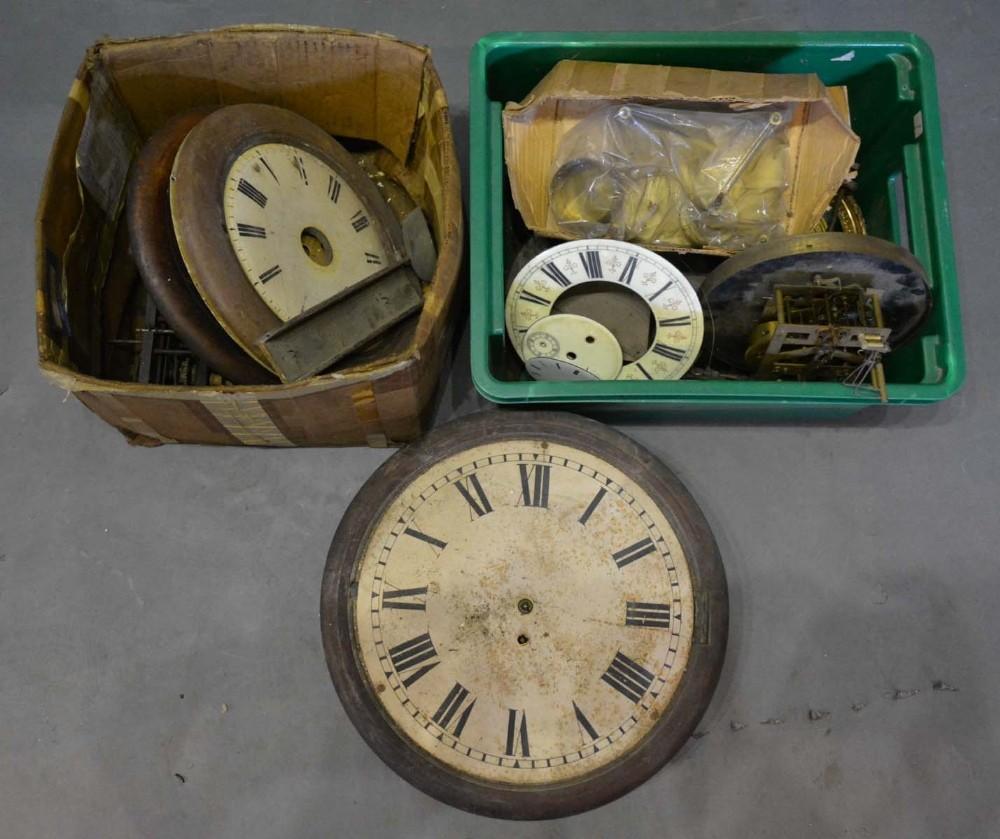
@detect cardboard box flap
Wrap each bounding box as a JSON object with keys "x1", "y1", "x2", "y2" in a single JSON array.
[
  {"x1": 35, "y1": 26, "x2": 463, "y2": 447},
  {"x1": 504, "y1": 60, "x2": 860, "y2": 254},
  {"x1": 507, "y1": 59, "x2": 831, "y2": 111},
  {"x1": 97, "y1": 26, "x2": 427, "y2": 162}
]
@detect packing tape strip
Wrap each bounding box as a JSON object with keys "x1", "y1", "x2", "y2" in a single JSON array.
[
  {"x1": 200, "y1": 396, "x2": 294, "y2": 447},
  {"x1": 350, "y1": 383, "x2": 389, "y2": 448}
]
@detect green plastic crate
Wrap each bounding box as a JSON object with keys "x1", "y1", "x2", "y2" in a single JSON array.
[{"x1": 468, "y1": 32, "x2": 964, "y2": 419}]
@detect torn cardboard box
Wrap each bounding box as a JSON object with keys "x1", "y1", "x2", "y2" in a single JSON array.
[
  {"x1": 35, "y1": 25, "x2": 463, "y2": 447},
  {"x1": 503, "y1": 59, "x2": 860, "y2": 256}
]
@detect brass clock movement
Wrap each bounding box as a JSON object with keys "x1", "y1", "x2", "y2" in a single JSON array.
[
  {"x1": 321, "y1": 411, "x2": 728, "y2": 819},
  {"x1": 128, "y1": 104, "x2": 423, "y2": 384}
]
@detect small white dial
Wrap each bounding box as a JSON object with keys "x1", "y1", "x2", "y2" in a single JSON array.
[
  {"x1": 505, "y1": 240, "x2": 704, "y2": 380},
  {"x1": 523, "y1": 314, "x2": 624, "y2": 381},
  {"x1": 223, "y1": 143, "x2": 389, "y2": 321}
]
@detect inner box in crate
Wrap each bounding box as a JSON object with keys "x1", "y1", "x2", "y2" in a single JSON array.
[{"x1": 35, "y1": 25, "x2": 463, "y2": 447}]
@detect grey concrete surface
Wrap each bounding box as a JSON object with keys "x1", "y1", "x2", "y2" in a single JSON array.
[{"x1": 2, "y1": 2, "x2": 998, "y2": 837}]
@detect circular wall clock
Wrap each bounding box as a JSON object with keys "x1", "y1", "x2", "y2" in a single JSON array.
[
  {"x1": 505, "y1": 240, "x2": 704, "y2": 380},
  {"x1": 321, "y1": 411, "x2": 728, "y2": 819},
  {"x1": 169, "y1": 103, "x2": 407, "y2": 371}
]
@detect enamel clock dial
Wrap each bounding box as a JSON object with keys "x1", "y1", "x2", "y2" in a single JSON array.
[
  {"x1": 169, "y1": 104, "x2": 406, "y2": 371},
  {"x1": 222, "y1": 142, "x2": 390, "y2": 321},
  {"x1": 322, "y1": 411, "x2": 727, "y2": 819},
  {"x1": 505, "y1": 240, "x2": 704, "y2": 380}
]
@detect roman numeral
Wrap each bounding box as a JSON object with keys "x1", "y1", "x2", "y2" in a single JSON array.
[
  {"x1": 578, "y1": 487, "x2": 607, "y2": 525},
  {"x1": 381, "y1": 586, "x2": 428, "y2": 611},
  {"x1": 636, "y1": 363, "x2": 653, "y2": 380},
  {"x1": 351, "y1": 210, "x2": 370, "y2": 232},
  {"x1": 573, "y1": 701, "x2": 599, "y2": 742},
  {"x1": 258, "y1": 155, "x2": 279, "y2": 183},
  {"x1": 237, "y1": 178, "x2": 267, "y2": 208},
  {"x1": 387, "y1": 633, "x2": 439, "y2": 687},
  {"x1": 432, "y1": 683, "x2": 476, "y2": 738},
  {"x1": 237, "y1": 223, "x2": 266, "y2": 239},
  {"x1": 539, "y1": 262, "x2": 572, "y2": 287},
  {"x1": 618, "y1": 255, "x2": 637, "y2": 285},
  {"x1": 328, "y1": 175, "x2": 341, "y2": 203},
  {"x1": 648, "y1": 281, "x2": 674, "y2": 302},
  {"x1": 258, "y1": 265, "x2": 282, "y2": 284},
  {"x1": 518, "y1": 464, "x2": 550, "y2": 508},
  {"x1": 579, "y1": 250, "x2": 603, "y2": 279},
  {"x1": 404, "y1": 527, "x2": 447, "y2": 551},
  {"x1": 625, "y1": 601, "x2": 671, "y2": 628},
  {"x1": 505, "y1": 709, "x2": 529, "y2": 757},
  {"x1": 454, "y1": 473, "x2": 492, "y2": 518},
  {"x1": 365, "y1": 252, "x2": 382, "y2": 265},
  {"x1": 602, "y1": 651, "x2": 655, "y2": 703},
  {"x1": 659, "y1": 315, "x2": 692, "y2": 327},
  {"x1": 612, "y1": 537, "x2": 657, "y2": 569},
  {"x1": 519, "y1": 290, "x2": 551, "y2": 307},
  {"x1": 652, "y1": 343, "x2": 686, "y2": 362},
  {"x1": 292, "y1": 154, "x2": 308, "y2": 184}
]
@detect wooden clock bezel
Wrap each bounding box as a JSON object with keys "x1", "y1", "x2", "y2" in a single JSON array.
[{"x1": 127, "y1": 109, "x2": 277, "y2": 384}]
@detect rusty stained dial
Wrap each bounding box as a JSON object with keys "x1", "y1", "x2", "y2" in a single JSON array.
[{"x1": 321, "y1": 411, "x2": 727, "y2": 819}]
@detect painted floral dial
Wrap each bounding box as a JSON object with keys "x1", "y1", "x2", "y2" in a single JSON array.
[
  {"x1": 222, "y1": 143, "x2": 390, "y2": 321},
  {"x1": 322, "y1": 412, "x2": 727, "y2": 820},
  {"x1": 505, "y1": 240, "x2": 704, "y2": 380}
]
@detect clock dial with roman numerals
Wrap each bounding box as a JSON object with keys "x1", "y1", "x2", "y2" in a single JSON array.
[
  {"x1": 322, "y1": 411, "x2": 727, "y2": 820},
  {"x1": 169, "y1": 104, "x2": 406, "y2": 372},
  {"x1": 505, "y1": 239, "x2": 704, "y2": 380},
  {"x1": 222, "y1": 143, "x2": 388, "y2": 321}
]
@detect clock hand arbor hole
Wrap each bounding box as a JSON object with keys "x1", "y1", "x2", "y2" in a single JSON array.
[{"x1": 301, "y1": 226, "x2": 333, "y2": 267}]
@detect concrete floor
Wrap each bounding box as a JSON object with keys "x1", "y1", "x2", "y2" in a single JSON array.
[{"x1": 3, "y1": 2, "x2": 999, "y2": 837}]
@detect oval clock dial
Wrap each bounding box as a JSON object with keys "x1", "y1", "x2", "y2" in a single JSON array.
[
  {"x1": 168, "y1": 104, "x2": 406, "y2": 371},
  {"x1": 505, "y1": 240, "x2": 704, "y2": 380},
  {"x1": 322, "y1": 411, "x2": 727, "y2": 820},
  {"x1": 223, "y1": 142, "x2": 390, "y2": 321}
]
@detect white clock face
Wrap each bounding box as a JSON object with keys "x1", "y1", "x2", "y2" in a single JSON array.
[
  {"x1": 523, "y1": 313, "x2": 624, "y2": 381},
  {"x1": 505, "y1": 240, "x2": 704, "y2": 380},
  {"x1": 222, "y1": 143, "x2": 389, "y2": 321},
  {"x1": 352, "y1": 439, "x2": 695, "y2": 786}
]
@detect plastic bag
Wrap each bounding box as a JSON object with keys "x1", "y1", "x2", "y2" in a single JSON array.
[{"x1": 549, "y1": 103, "x2": 792, "y2": 250}]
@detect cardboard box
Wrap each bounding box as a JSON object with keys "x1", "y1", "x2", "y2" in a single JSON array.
[
  {"x1": 503, "y1": 59, "x2": 859, "y2": 256},
  {"x1": 35, "y1": 25, "x2": 463, "y2": 447}
]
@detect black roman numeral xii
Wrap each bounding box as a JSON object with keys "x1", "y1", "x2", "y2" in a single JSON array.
[{"x1": 518, "y1": 464, "x2": 550, "y2": 508}]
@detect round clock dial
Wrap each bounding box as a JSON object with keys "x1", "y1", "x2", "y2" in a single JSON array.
[
  {"x1": 222, "y1": 143, "x2": 389, "y2": 321},
  {"x1": 523, "y1": 314, "x2": 624, "y2": 381},
  {"x1": 322, "y1": 412, "x2": 727, "y2": 819},
  {"x1": 169, "y1": 104, "x2": 405, "y2": 371},
  {"x1": 505, "y1": 240, "x2": 704, "y2": 380}
]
